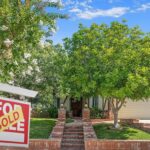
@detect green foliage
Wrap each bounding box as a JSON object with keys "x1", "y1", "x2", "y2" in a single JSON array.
[
  {"x1": 63, "y1": 21, "x2": 150, "y2": 127},
  {"x1": 32, "y1": 104, "x2": 50, "y2": 118},
  {"x1": 63, "y1": 21, "x2": 150, "y2": 101},
  {"x1": 90, "y1": 107, "x2": 107, "y2": 119},
  {"x1": 0, "y1": 0, "x2": 67, "y2": 108},
  {"x1": 15, "y1": 44, "x2": 68, "y2": 107},
  {"x1": 0, "y1": 0, "x2": 66, "y2": 83},
  {"x1": 32, "y1": 104, "x2": 58, "y2": 118},
  {"x1": 90, "y1": 107, "x2": 102, "y2": 118},
  {"x1": 48, "y1": 105, "x2": 58, "y2": 118}
]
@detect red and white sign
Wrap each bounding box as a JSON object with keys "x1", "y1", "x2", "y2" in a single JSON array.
[{"x1": 0, "y1": 97, "x2": 31, "y2": 148}]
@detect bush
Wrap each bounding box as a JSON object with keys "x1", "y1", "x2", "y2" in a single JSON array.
[
  {"x1": 48, "y1": 106, "x2": 58, "y2": 118},
  {"x1": 90, "y1": 107, "x2": 107, "y2": 119},
  {"x1": 31, "y1": 104, "x2": 58, "y2": 118},
  {"x1": 31, "y1": 104, "x2": 49, "y2": 118},
  {"x1": 90, "y1": 107, "x2": 102, "y2": 118}
]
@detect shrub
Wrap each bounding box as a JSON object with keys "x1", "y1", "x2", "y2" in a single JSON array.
[
  {"x1": 90, "y1": 107, "x2": 102, "y2": 118},
  {"x1": 31, "y1": 104, "x2": 49, "y2": 118},
  {"x1": 90, "y1": 107, "x2": 109, "y2": 119},
  {"x1": 31, "y1": 104, "x2": 58, "y2": 118},
  {"x1": 48, "y1": 106, "x2": 58, "y2": 118}
]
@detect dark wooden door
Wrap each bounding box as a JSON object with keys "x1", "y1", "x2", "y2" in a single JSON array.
[{"x1": 71, "y1": 98, "x2": 82, "y2": 117}]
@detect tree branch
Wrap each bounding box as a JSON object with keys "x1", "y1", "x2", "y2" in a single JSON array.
[
  {"x1": 26, "y1": 0, "x2": 30, "y2": 8},
  {"x1": 118, "y1": 99, "x2": 125, "y2": 110},
  {"x1": 111, "y1": 98, "x2": 116, "y2": 113},
  {"x1": 63, "y1": 95, "x2": 68, "y2": 104}
]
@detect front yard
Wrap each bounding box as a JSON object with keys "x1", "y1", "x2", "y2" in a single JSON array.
[
  {"x1": 30, "y1": 118, "x2": 56, "y2": 139},
  {"x1": 29, "y1": 118, "x2": 150, "y2": 140},
  {"x1": 93, "y1": 123, "x2": 150, "y2": 140}
]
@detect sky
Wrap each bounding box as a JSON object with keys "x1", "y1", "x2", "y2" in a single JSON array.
[{"x1": 49, "y1": 0, "x2": 150, "y2": 44}]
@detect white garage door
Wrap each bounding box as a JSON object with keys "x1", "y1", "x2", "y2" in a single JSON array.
[{"x1": 119, "y1": 99, "x2": 150, "y2": 119}]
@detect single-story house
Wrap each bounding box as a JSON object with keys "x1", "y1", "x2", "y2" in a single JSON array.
[{"x1": 56, "y1": 96, "x2": 150, "y2": 119}]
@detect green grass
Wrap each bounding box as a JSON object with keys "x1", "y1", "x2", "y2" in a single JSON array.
[
  {"x1": 30, "y1": 118, "x2": 56, "y2": 139},
  {"x1": 93, "y1": 123, "x2": 150, "y2": 140}
]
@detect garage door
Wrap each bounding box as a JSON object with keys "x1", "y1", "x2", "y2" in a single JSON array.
[{"x1": 119, "y1": 99, "x2": 150, "y2": 119}]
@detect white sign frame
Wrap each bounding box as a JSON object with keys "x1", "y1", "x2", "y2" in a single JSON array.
[{"x1": 0, "y1": 83, "x2": 38, "y2": 98}]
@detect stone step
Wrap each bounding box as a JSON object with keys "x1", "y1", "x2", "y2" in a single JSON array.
[
  {"x1": 63, "y1": 131, "x2": 84, "y2": 135},
  {"x1": 61, "y1": 146, "x2": 84, "y2": 150},
  {"x1": 64, "y1": 129, "x2": 83, "y2": 132},
  {"x1": 64, "y1": 127, "x2": 83, "y2": 130},
  {"x1": 62, "y1": 139, "x2": 84, "y2": 144},
  {"x1": 63, "y1": 135, "x2": 84, "y2": 139},
  {"x1": 61, "y1": 143, "x2": 84, "y2": 147},
  {"x1": 61, "y1": 122, "x2": 84, "y2": 150}
]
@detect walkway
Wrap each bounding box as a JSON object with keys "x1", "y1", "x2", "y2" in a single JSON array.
[{"x1": 61, "y1": 118, "x2": 84, "y2": 150}]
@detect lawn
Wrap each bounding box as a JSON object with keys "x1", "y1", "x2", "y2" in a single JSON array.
[
  {"x1": 93, "y1": 123, "x2": 150, "y2": 140},
  {"x1": 30, "y1": 118, "x2": 56, "y2": 139}
]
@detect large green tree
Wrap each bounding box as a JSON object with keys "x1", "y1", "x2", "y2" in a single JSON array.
[
  {"x1": 64, "y1": 21, "x2": 150, "y2": 128},
  {"x1": 15, "y1": 43, "x2": 67, "y2": 108},
  {"x1": 0, "y1": 0, "x2": 66, "y2": 83},
  {"x1": 98, "y1": 22, "x2": 150, "y2": 128},
  {"x1": 63, "y1": 24, "x2": 101, "y2": 99}
]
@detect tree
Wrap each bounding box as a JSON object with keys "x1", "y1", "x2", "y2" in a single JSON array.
[
  {"x1": 98, "y1": 22, "x2": 150, "y2": 128},
  {"x1": 63, "y1": 22, "x2": 150, "y2": 128},
  {"x1": 0, "y1": 0, "x2": 67, "y2": 83},
  {"x1": 15, "y1": 42, "x2": 68, "y2": 109},
  {"x1": 63, "y1": 24, "x2": 102, "y2": 100}
]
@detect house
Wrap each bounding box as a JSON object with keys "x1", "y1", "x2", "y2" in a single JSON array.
[{"x1": 57, "y1": 96, "x2": 150, "y2": 119}]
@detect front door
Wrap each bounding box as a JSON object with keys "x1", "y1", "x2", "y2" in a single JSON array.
[{"x1": 71, "y1": 98, "x2": 82, "y2": 117}]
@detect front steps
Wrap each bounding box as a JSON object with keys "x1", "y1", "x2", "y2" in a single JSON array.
[{"x1": 61, "y1": 124, "x2": 84, "y2": 150}]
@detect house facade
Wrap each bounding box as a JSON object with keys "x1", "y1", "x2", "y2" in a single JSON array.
[
  {"x1": 57, "y1": 97, "x2": 150, "y2": 119},
  {"x1": 57, "y1": 96, "x2": 110, "y2": 118}
]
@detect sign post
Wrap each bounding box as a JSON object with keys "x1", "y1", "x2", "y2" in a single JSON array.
[{"x1": 0, "y1": 97, "x2": 31, "y2": 148}]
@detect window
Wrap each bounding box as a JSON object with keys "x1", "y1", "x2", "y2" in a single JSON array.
[
  {"x1": 92, "y1": 96, "x2": 98, "y2": 107},
  {"x1": 57, "y1": 98, "x2": 60, "y2": 108}
]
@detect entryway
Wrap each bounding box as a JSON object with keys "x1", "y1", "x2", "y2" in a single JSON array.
[{"x1": 71, "y1": 98, "x2": 83, "y2": 117}]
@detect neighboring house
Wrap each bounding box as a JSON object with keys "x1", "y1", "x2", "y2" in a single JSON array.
[{"x1": 57, "y1": 97, "x2": 150, "y2": 119}]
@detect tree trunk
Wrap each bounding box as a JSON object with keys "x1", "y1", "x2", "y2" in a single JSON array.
[
  {"x1": 114, "y1": 110, "x2": 119, "y2": 128},
  {"x1": 26, "y1": 0, "x2": 30, "y2": 8},
  {"x1": 111, "y1": 98, "x2": 125, "y2": 129}
]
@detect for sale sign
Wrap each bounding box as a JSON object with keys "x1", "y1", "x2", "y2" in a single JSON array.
[{"x1": 0, "y1": 97, "x2": 31, "y2": 148}]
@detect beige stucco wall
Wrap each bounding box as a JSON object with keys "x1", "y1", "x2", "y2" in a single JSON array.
[{"x1": 119, "y1": 99, "x2": 150, "y2": 119}]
